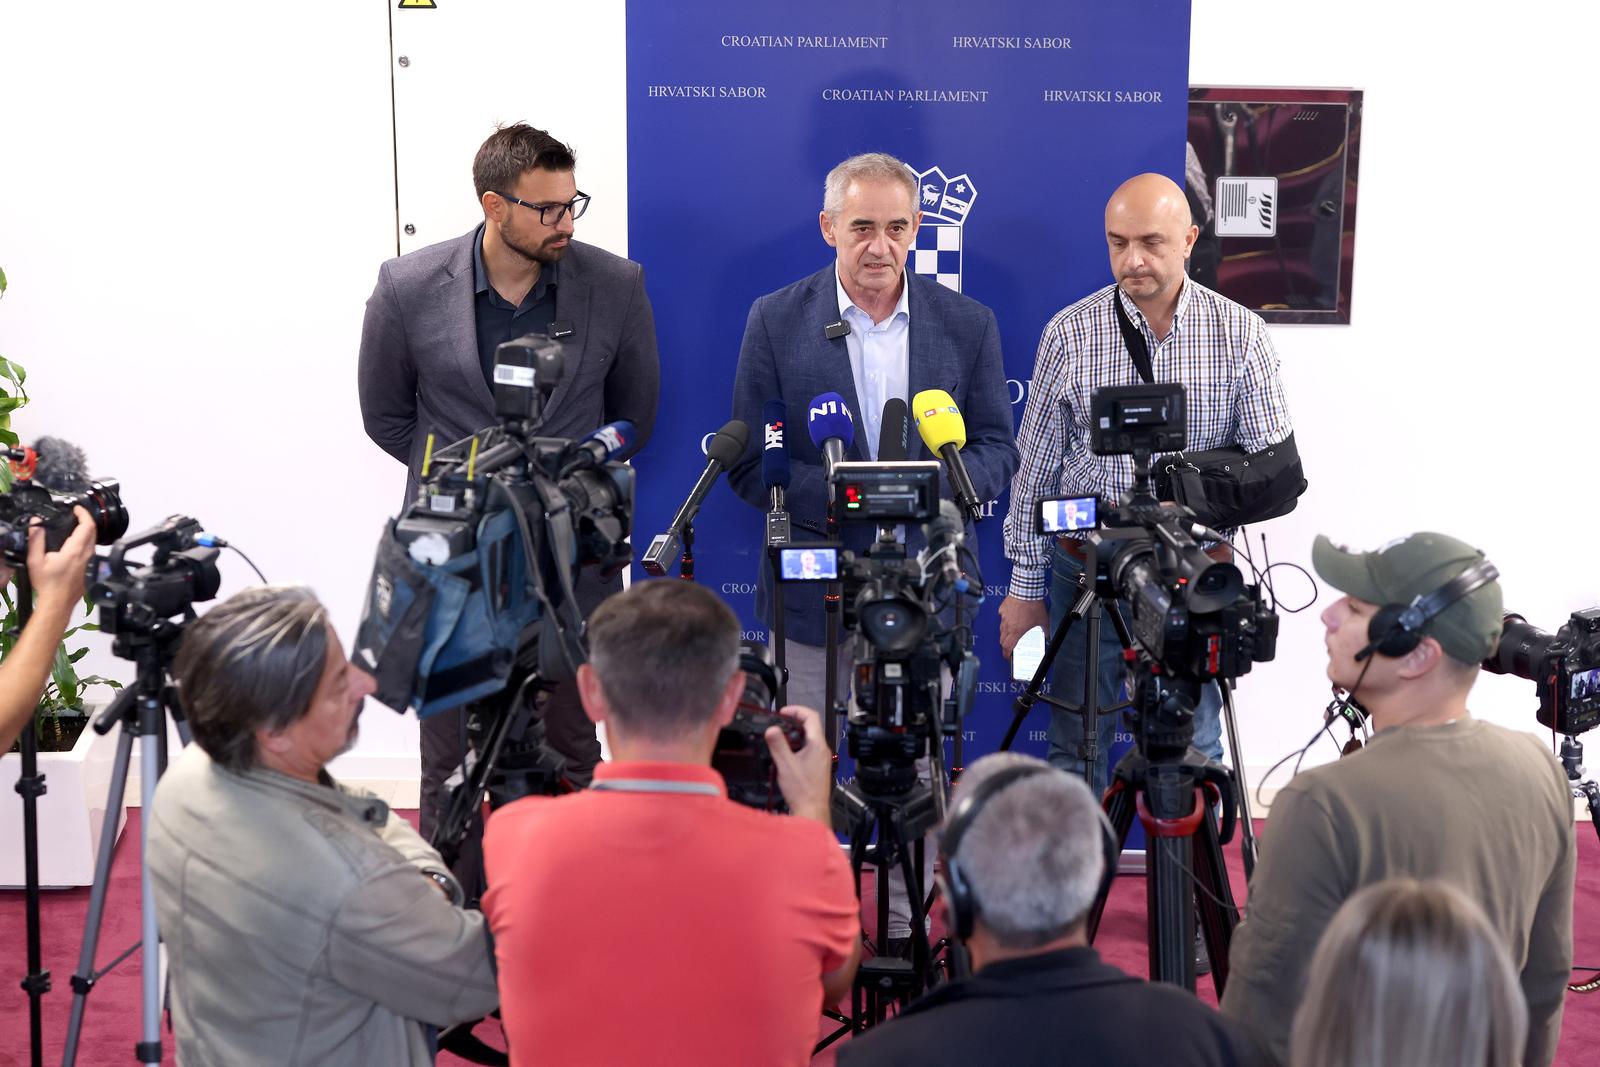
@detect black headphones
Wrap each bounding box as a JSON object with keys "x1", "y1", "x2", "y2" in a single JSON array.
[
  {"x1": 938, "y1": 765, "x2": 1118, "y2": 942},
  {"x1": 1355, "y1": 558, "x2": 1499, "y2": 661}
]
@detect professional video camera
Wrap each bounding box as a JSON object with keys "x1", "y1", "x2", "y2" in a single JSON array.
[
  {"x1": 1484, "y1": 608, "x2": 1600, "y2": 736},
  {"x1": 779, "y1": 461, "x2": 976, "y2": 797},
  {"x1": 0, "y1": 443, "x2": 127, "y2": 562},
  {"x1": 710, "y1": 641, "x2": 804, "y2": 811},
  {"x1": 355, "y1": 334, "x2": 636, "y2": 855},
  {"x1": 1079, "y1": 384, "x2": 1278, "y2": 759},
  {"x1": 87, "y1": 515, "x2": 223, "y2": 648}
]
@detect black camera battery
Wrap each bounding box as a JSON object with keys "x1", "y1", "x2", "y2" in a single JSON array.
[{"x1": 395, "y1": 512, "x2": 475, "y2": 566}]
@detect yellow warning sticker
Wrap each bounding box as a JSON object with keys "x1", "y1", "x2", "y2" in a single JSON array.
[{"x1": 398, "y1": 0, "x2": 436, "y2": 9}]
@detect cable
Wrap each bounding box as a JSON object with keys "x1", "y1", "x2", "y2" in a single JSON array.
[
  {"x1": 226, "y1": 544, "x2": 267, "y2": 583},
  {"x1": 1255, "y1": 661, "x2": 1374, "y2": 809}
]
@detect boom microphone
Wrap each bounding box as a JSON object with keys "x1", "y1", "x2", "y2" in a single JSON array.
[
  {"x1": 911, "y1": 389, "x2": 983, "y2": 522},
  {"x1": 806, "y1": 392, "x2": 854, "y2": 479},
  {"x1": 641, "y1": 420, "x2": 751, "y2": 576},
  {"x1": 30, "y1": 436, "x2": 91, "y2": 492},
  {"x1": 877, "y1": 397, "x2": 909, "y2": 462}
]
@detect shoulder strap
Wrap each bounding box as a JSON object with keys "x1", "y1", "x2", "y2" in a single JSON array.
[{"x1": 1110, "y1": 288, "x2": 1154, "y2": 385}]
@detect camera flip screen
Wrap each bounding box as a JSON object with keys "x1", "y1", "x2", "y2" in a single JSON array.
[
  {"x1": 1037, "y1": 495, "x2": 1099, "y2": 534},
  {"x1": 779, "y1": 545, "x2": 839, "y2": 581},
  {"x1": 1573, "y1": 666, "x2": 1600, "y2": 707}
]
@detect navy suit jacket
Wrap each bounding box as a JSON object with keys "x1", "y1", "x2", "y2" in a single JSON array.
[{"x1": 729, "y1": 264, "x2": 1018, "y2": 645}]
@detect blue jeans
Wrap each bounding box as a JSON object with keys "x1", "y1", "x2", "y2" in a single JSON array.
[{"x1": 1045, "y1": 546, "x2": 1223, "y2": 797}]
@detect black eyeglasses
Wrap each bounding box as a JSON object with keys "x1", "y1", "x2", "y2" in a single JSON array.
[{"x1": 495, "y1": 190, "x2": 591, "y2": 226}]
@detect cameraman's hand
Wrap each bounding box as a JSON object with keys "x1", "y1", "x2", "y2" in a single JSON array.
[
  {"x1": 765, "y1": 705, "x2": 833, "y2": 827},
  {"x1": 998, "y1": 595, "x2": 1048, "y2": 659},
  {"x1": 28, "y1": 507, "x2": 95, "y2": 613}
]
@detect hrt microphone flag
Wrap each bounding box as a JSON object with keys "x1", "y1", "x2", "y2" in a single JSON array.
[{"x1": 761, "y1": 399, "x2": 790, "y2": 490}]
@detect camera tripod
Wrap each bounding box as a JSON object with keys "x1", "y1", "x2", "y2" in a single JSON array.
[
  {"x1": 1000, "y1": 564, "x2": 1262, "y2": 877},
  {"x1": 61, "y1": 628, "x2": 188, "y2": 1067}
]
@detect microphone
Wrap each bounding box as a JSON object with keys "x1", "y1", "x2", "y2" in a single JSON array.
[
  {"x1": 806, "y1": 392, "x2": 854, "y2": 479},
  {"x1": 641, "y1": 420, "x2": 751, "y2": 576},
  {"x1": 762, "y1": 401, "x2": 792, "y2": 547},
  {"x1": 31, "y1": 436, "x2": 91, "y2": 492},
  {"x1": 561, "y1": 420, "x2": 638, "y2": 474},
  {"x1": 911, "y1": 389, "x2": 983, "y2": 522},
  {"x1": 920, "y1": 498, "x2": 972, "y2": 595},
  {"x1": 877, "y1": 398, "x2": 909, "y2": 462}
]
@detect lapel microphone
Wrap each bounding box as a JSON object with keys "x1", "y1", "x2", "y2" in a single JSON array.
[{"x1": 824, "y1": 320, "x2": 850, "y2": 340}]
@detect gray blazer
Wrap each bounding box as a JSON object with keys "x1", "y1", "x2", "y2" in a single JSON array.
[
  {"x1": 146, "y1": 746, "x2": 499, "y2": 1066},
  {"x1": 358, "y1": 230, "x2": 660, "y2": 503},
  {"x1": 729, "y1": 264, "x2": 1019, "y2": 644}
]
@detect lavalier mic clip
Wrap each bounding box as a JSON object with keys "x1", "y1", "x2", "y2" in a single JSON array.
[{"x1": 823, "y1": 320, "x2": 850, "y2": 340}]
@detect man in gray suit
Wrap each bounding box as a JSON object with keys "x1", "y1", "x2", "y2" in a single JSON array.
[
  {"x1": 358, "y1": 123, "x2": 660, "y2": 898},
  {"x1": 728, "y1": 151, "x2": 1018, "y2": 952}
]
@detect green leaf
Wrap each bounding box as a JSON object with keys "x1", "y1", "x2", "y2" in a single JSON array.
[
  {"x1": 0, "y1": 266, "x2": 7, "y2": 294},
  {"x1": 68, "y1": 647, "x2": 89, "y2": 662},
  {"x1": 0, "y1": 429, "x2": 16, "y2": 447},
  {"x1": 0, "y1": 397, "x2": 23, "y2": 415}
]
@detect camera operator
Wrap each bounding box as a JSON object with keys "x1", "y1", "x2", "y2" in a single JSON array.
[
  {"x1": 839, "y1": 752, "x2": 1262, "y2": 1067},
  {"x1": 145, "y1": 586, "x2": 498, "y2": 1067},
  {"x1": 999, "y1": 173, "x2": 1295, "y2": 795},
  {"x1": 481, "y1": 579, "x2": 861, "y2": 1067},
  {"x1": 1220, "y1": 532, "x2": 1575, "y2": 1067},
  {"x1": 0, "y1": 507, "x2": 95, "y2": 753}
]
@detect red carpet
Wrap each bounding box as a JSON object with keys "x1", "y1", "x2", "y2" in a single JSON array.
[{"x1": 3, "y1": 811, "x2": 1596, "y2": 1066}]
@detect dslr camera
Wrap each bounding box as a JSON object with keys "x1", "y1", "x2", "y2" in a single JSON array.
[
  {"x1": 1484, "y1": 608, "x2": 1600, "y2": 736},
  {"x1": 711, "y1": 642, "x2": 804, "y2": 811},
  {"x1": 0, "y1": 444, "x2": 127, "y2": 564}
]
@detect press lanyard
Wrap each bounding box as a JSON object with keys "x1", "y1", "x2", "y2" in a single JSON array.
[{"x1": 589, "y1": 779, "x2": 722, "y2": 797}]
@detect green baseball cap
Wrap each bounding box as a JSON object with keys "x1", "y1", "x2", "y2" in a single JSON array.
[{"x1": 1311, "y1": 532, "x2": 1504, "y2": 665}]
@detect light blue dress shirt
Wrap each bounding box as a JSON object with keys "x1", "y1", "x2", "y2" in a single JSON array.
[{"x1": 835, "y1": 267, "x2": 911, "y2": 460}]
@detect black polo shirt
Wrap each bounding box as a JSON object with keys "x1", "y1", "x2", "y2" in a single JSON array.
[{"x1": 472, "y1": 222, "x2": 559, "y2": 389}]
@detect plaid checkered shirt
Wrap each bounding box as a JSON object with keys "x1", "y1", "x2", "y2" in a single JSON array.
[{"x1": 1002, "y1": 277, "x2": 1294, "y2": 599}]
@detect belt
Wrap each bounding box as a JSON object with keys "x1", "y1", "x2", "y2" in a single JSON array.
[{"x1": 1055, "y1": 536, "x2": 1233, "y2": 564}]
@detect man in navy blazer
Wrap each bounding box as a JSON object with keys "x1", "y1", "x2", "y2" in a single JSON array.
[
  {"x1": 729, "y1": 152, "x2": 1017, "y2": 950},
  {"x1": 358, "y1": 124, "x2": 659, "y2": 902}
]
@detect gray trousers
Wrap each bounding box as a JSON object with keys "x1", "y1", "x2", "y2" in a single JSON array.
[{"x1": 784, "y1": 636, "x2": 936, "y2": 941}]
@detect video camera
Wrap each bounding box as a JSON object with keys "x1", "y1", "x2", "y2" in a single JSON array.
[
  {"x1": 1080, "y1": 384, "x2": 1279, "y2": 757},
  {"x1": 87, "y1": 515, "x2": 222, "y2": 649},
  {"x1": 354, "y1": 335, "x2": 635, "y2": 849},
  {"x1": 1484, "y1": 608, "x2": 1600, "y2": 736},
  {"x1": 779, "y1": 460, "x2": 977, "y2": 797}
]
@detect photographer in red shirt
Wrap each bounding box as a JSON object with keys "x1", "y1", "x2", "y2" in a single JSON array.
[{"x1": 482, "y1": 580, "x2": 861, "y2": 1066}]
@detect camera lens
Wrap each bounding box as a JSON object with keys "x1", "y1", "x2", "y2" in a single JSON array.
[
  {"x1": 1482, "y1": 614, "x2": 1557, "y2": 679},
  {"x1": 59, "y1": 479, "x2": 129, "y2": 545}
]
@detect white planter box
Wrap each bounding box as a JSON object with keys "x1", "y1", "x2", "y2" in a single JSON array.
[{"x1": 0, "y1": 715, "x2": 127, "y2": 888}]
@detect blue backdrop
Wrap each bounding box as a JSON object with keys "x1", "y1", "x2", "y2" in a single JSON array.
[{"x1": 625, "y1": 2, "x2": 1192, "y2": 779}]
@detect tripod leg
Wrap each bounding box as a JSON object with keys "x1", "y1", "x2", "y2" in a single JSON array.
[
  {"x1": 61, "y1": 724, "x2": 137, "y2": 1067},
  {"x1": 1143, "y1": 773, "x2": 1198, "y2": 990},
  {"x1": 1191, "y1": 795, "x2": 1238, "y2": 994},
  {"x1": 1086, "y1": 783, "x2": 1136, "y2": 941},
  {"x1": 137, "y1": 701, "x2": 164, "y2": 1065},
  {"x1": 1218, "y1": 684, "x2": 1259, "y2": 879}
]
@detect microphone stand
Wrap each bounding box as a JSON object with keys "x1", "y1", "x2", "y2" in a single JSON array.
[
  {"x1": 823, "y1": 499, "x2": 842, "y2": 752},
  {"x1": 679, "y1": 521, "x2": 695, "y2": 582},
  {"x1": 13, "y1": 569, "x2": 48, "y2": 1067}
]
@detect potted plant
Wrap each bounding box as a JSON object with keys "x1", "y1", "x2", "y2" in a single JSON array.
[{"x1": 0, "y1": 265, "x2": 128, "y2": 887}]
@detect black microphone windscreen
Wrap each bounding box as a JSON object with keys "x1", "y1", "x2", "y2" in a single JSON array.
[
  {"x1": 706, "y1": 419, "x2": 750, "y2": 467},
  {"x1": 878, "y1": 398, "x2": 909, "y2": 462},
  {"x1": 32, "y1": 435, "x2": 91, "y2": 492}
]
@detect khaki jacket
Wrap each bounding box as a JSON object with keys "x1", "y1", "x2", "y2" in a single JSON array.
[{"x1": 147, "y1": 746, "x2": 499, "y2": 1066}]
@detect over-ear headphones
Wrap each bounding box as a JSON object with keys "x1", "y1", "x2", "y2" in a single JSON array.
[
  {"x1": 1356, "y1": 558, "x2": 1499, "y2": 661},
  {"x1": 938, "y1": 765, "x2": 1118, "y2": 942}
]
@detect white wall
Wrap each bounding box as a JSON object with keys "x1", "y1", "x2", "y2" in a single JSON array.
[{"x1": 1, "y1": 1, "x2": 1594, "y2": 802}]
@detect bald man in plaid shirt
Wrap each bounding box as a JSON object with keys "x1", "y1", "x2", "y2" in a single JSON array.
[{"x1": 998, "y1": 174, "x2": 1294, "y2": 811}]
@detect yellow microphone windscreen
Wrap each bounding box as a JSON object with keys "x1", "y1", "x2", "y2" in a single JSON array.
[{"x1": 911, "y1": 389, "x2": 967, "y2": 452}]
